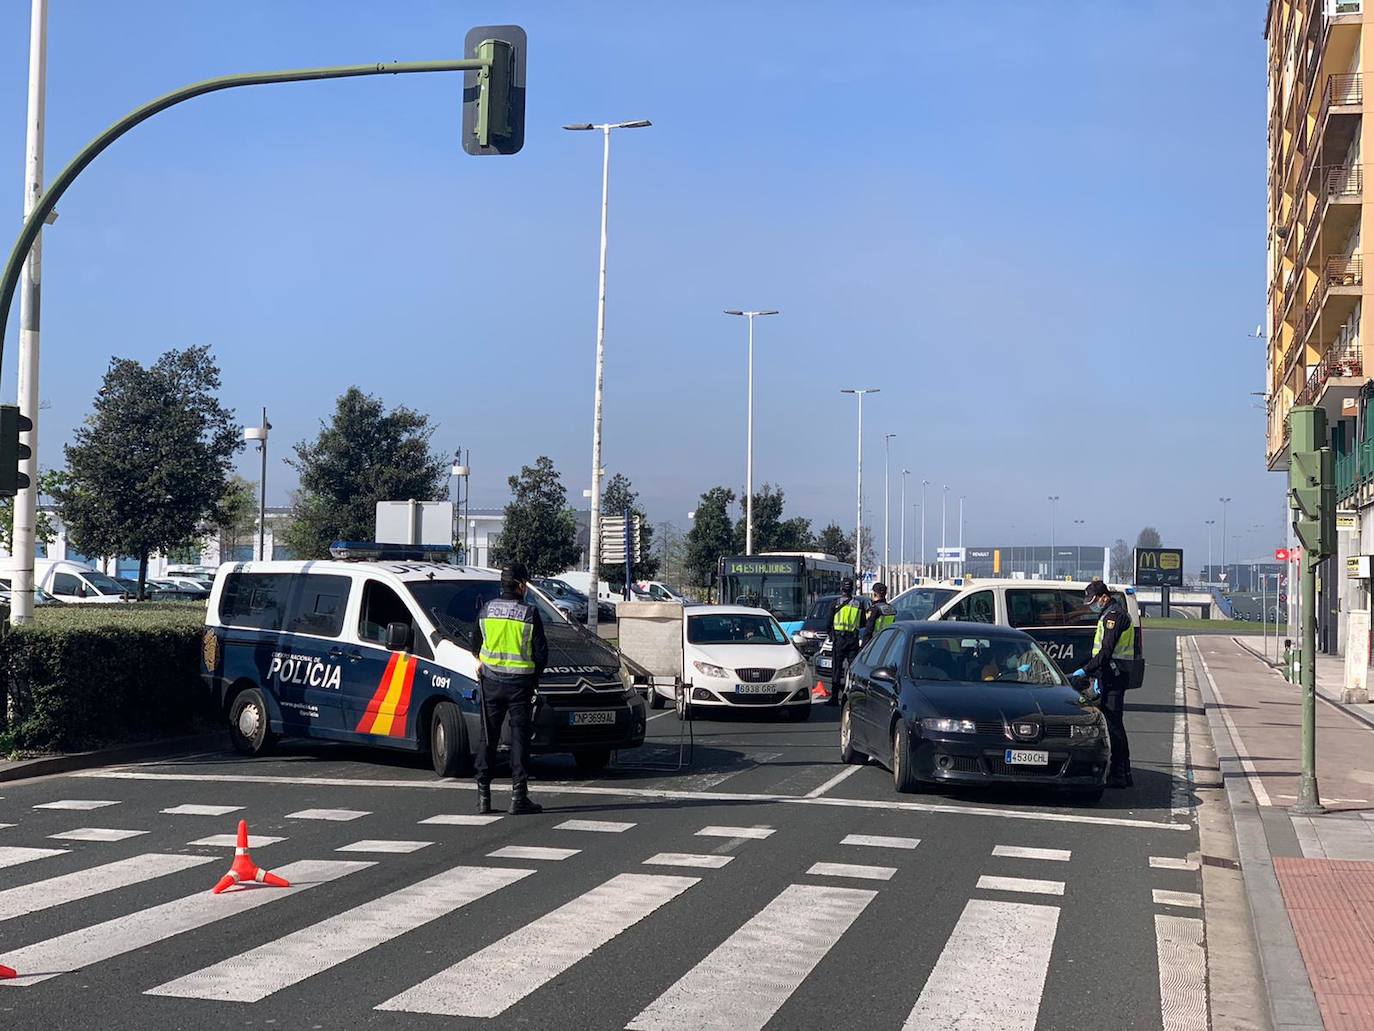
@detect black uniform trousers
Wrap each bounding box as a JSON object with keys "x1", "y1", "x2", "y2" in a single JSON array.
[
  {"x1": 475, "y1": 673, "x2": 536, "y2": 788},
  {"x1": 1099, "y1": 672, "x2": 1131, "y2": 775},
  {"x1": 831, "y1": 638, "x2": 860, "y2": 702}
]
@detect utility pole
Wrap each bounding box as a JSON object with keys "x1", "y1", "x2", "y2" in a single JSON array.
[
  {"x1": 243, "y1": 409, "x2": 270, "y2": 560},
  {"x1": 1219, "y1": 496, "x2": 1233, "y2": 586},
  {"x1": 1047, "y1": 495, "x2": 1060, "y2": 580},
  {"x1": 883, "y1": 433, "x2": 895, "y2": 579},
  {"x1": 11, "y1": 0, "x2": 47, "y2": 626},
  {"x1": 940, "y1": 485, "x2": 949, "y2": 578},
  {"x1": 899, "y1": 469, "x2": 909, "y2": 584},
  {"x1": 921, "y1": 480, "x2": 929, "y2": 577},
  {"x1": 1205, "y1": 519, "x2": 1216, "y2": 583},
  {"x1": 958, "y1": 495, "x2": 965, "y2": 576},
  {"x1": 725, "y1": 309, "x2": 778, "y2": 555},
  {"x1": 841, "y1": 389, "x2": 879, "y2": 578}
]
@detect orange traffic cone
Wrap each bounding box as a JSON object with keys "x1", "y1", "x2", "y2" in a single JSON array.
[
  {"x1": 0, "y1": 963, "x2": 16, "y2": 979},
  {"x1": 211, "y1": 819, "x2": 290, "y2": 894},
  {"x1": 811, "y1": 678, "x2": 830, "y2": 701}
]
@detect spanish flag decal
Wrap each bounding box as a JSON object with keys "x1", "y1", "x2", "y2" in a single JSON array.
[{"x1": 355, "y1": 652, "x2": 417, "y2": 737}]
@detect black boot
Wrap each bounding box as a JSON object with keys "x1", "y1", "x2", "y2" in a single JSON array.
[
  {"x1": 508, "y1": 783, "x2": 543, "y2": 815},
  {"x1": 477, "y1": 782, "x2": 492, "y2": 815}
]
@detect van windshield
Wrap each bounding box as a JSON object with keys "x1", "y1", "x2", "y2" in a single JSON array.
[
  {"x1": 407, "y1": 580, "x2": 565, "y2": 644},
  {"x1": 82, "y1": 570, "x2": 129, "y2": 596}
]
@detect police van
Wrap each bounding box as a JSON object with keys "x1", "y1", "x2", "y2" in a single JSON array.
[{"x1": 201, "y1": 544, "x2": 647, "y2": 777}]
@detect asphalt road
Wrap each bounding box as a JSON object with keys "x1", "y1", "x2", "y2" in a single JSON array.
[{"x1": 0, "y1": 632, "x2": 1205, "y2": 1031}]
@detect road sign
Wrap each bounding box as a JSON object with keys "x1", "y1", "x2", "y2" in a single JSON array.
[
  {"x1": 1134, "y1": 547, "x2": 1183, "y2": 588},
  {"x1": 599, "y1": 515, "x2": 643, "y2": 564},
  {"x1": 1280, "y1": 592, "x2": 1288, "y2": 604}
]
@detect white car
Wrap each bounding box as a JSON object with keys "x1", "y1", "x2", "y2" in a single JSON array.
[
  {"x1": 32, "y1": 559, "x2": 129, "y2": 604},
  {"x1": 654, "y1": 605, "x2": 811, "y2": 720}
]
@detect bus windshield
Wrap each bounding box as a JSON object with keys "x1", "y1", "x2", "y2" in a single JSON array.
[{"x1": 721, "y1": 573, "x2": 805, "y2": 622}]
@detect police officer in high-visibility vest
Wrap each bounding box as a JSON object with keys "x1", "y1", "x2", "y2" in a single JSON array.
[
  {"x1": 828, "y1": 578, "x2": 868, "y2": 705},
  {"x1": 864, "y1": 583, "x2": 897, "y2": 641},
  {"x1": 1071, "y1": 579, "x2": 1135, "y2": 788},
  {"x1": 472, "y1": 562, "x2": 548, "y2": 815}
]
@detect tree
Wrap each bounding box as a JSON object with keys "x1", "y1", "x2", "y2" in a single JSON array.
[
  {"x1": 598, "y1": 473, "x2": 660, "y2": 590},
  {"x1": 54, "y1": 346, "x2": 241, "y2": 597},
  {"x1": 775, "y1": 516, "x2": 815, "y2": 553},
  {"x1": 685, "y1": 486, "x2": 736, "y2": 593},
  {"x1": 284, "y1": 387, "x2": 447, "y2": 559},
  {"x1": 731, "y1": 484, "x2": 814, "y2": 554},
  {"x1": 815, "y1": 522, "x2": 854, "y2": 564},
  {"x1": 0, "y1": 469, "x2": 64, "y2": 555},
  {"x1": 491, "y1": 457, "x2": 580, "y2": 577},
  {"x1": 1110, "y1": 538, "x2": 1133, "y2": 581},
  {"x1": 213, "y1": 475, "x2": 259, "y2": 561},
  {"x1": 1137, "y1": 527, "x2": 1162, "y2": 549}
]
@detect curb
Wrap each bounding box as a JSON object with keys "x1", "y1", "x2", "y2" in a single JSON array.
[
  {"x1": 1231, "y1": 634, "x2": 1374, "y2": 733},
  {"x1": 1186, "y1": 636, "x2": 1324, "y2": 1031},
  {"x1": 0, "y1": 732, "x2": 226, "y2": 783}
]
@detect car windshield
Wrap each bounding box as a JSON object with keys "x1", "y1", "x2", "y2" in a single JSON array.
[
  {"x1": 687, "y1": 613, "x2": 787, "y2": 645},
  {"x1": 82, "y1": 570, "x2": 128, "y2": 596},
  {"x1": 407, "y1": 580, "x2": 565, "y2": 644},
  {"x1": 894, "y1": 587, "x2": 958, "y2": 620},
  {"x1": 908, "y1": 633, "x2": 1065, "y2": 687}
]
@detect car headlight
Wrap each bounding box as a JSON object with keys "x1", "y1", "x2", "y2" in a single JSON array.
[
  {"x1": 799, "y1": 630, "x2": 821, "y2": 639},
  {"x1": 692, "y1": 660, "x2": 730, "y2": 678},
  {"x1": 777, "y1": 661, "x2": 807, "y2": 679},
  {"x1": 920, "y1": 717, "x2": 977, "y2": 734},
  {"x1": 1070, "y1": 723, "x2": 1103, "y2": 740}
]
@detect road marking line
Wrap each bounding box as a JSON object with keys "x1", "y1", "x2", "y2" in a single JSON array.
[
  {"x1": 554, "y1": 819, "x2": 636, "y2": 833},
  {"x1": 991, "y1": 845, "x2": 1071, "y2": 862},
  {"x1": 807, "y1": 861, "x2": 896, "y2": 881},
  {"x1": 1150, "y1": 856, "x2": 1200, "y2": 871},
  {"x1": 378, "y1": 872, "x2": 698, "y2": 1017},
  {"x1": 419, "y1": 814, "x2": 504, "y2": 826},
  {"x1": 1171, "y1": 648, "x2": 1193, "y2": 819},
  {"x1": 336, "y1": 839, "x2": 432, "y2": 854},
  {"x1": 840, "y1": 833, "x2": 920, "y2": 849},
  {"x1": 287, "y1": 808, "x2": 371, "y2": 822},
  {"x1": 627, "y1": 883, "x2": 875, "y2": 1031},
  {"x1": 1156, "y1": 914, "x2": 1208, "y2": 1031},
  {"x1": 189, "y1": 833, "x2": 284, "y2": 848},
  {"x1": 0, "y1": 853, "x2": 215, "y2": 922},
  {"x1": 805, "y1": 763, "x2": 864, "y2": 798},
  {"x1": 0, "y1": 859, "x2": 370, "y2": 986},
  {"x1": 903, "y1": 899, "x2": 1058, "y2": 1030},
  {"x1": 646, "y1": 710, "x2": 676, "y2": 721},
  {"x1": 147, "y1": 865, "x2": 535, "y2": 1003},
  {"x1": 487, "y1": 845, "x2": 579, "y2": 861},
  {"x1": 642, "y1": 852, "x2": 733, "y2": 869},
  {"x1": 976, "y1": 875, "x2": 1065, "y2": 896},
  {"x1": 1152, "y1": 889, "x2": 1202, "y2": 909},
  {"x1": 160, "y1": 804, "x2": 242, "y2": 816},
  {"x1": 83, "y1": 770, "x2": 1192, "y2": 831},
  {"x1": 48, "y1": 828, "x2": 147, "y2": 842},
  {"x1": 33, "y1": 799, "x2": 118, "y2": 811},
  {"x1": 0, "y1": 846, "x2": 66, "y2": 870},
  {"x1": 0, "y1": 823, "x2": 13, "y2": 829},
  {"x1": 1193, "y1": 642, "x2": 1272, "y2": 807},
  {"x1": 696, "y1": 825, "x2": 775, "y2": 840}
]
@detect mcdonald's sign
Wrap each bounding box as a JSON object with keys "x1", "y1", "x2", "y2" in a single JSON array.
[{"x1": 1134, "y1": 547, "x2": 1183, "y2": 587}]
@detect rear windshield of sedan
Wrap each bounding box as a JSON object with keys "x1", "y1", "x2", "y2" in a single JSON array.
[
  {"x1": 688, "y1": 613, "x2": 787, "y2": 645},
  {"x1": 894, "y1": 587, "x2": 957, "y2": 620},
  {"x1": 908, "y1": 633, "x2": 1065, "y2": 686}
]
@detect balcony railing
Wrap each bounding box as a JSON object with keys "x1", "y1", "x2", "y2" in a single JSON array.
[
  {"x1": 1326, "y1": 0, "x2": 1362, "y2": 16},
  {"x1": 1296, "y1": 341, "x2": 1363, "y2": 408},
  {"x1": 1320, "y1": 73, "x2": 1363, "y2": 123},
  {"x1": 1325, "y1": 163, "x2": 1363, "y2": 197},
  {"x1": 1325, "y1": 253, "x2": 1363, "y2": 287}
]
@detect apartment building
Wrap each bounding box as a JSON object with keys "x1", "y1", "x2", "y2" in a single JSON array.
[{"x1": 1266, "y1": 0, "x2": 1369, "y2": 653}]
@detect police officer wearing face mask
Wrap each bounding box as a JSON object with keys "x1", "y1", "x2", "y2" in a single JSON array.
[{"x1": 1071, "y1": 579, "x2": 1135, "y2": 788}]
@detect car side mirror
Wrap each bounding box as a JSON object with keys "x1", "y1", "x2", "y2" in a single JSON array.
[
  {"x1": 385, "y1": 621, "x2": 411, "y2": 652},
  {"x1": 871, "y1": 666, "x2": 897, "y2": 683},
  {"x1": 76, "y1": 583, "x2": 88, "y2": 598}
]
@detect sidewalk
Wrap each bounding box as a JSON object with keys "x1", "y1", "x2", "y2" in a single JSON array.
[{"x1": 1191, "y1": 635, "x2": 1374, "y2": 1031}]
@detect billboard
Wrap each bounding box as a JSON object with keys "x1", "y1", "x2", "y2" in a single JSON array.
[{"x1": 1134, "y1": 547, "x2": 1183, "y2": 587}]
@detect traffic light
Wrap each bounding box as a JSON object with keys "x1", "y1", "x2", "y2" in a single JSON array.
[
  {"x1": 462, "y1": 25, "x2": 526, "y2": 156},
  {"x1": 0, "y1": 404, "x2": 32, "y2": 498},
  {"x1": 1288, "y1": 406, "x2": 1336, "y2": 560}
]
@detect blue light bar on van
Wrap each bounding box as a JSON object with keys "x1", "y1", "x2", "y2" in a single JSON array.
[{"x1": 329, "y1": 541, "x2": 457, "y2": 562}]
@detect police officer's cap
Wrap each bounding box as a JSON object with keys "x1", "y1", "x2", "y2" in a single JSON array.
[
  {"x1": 840, "y1": 577, "x2": 854, "y2": 593},
  {"x1": 1084, "y1": 579, "x2": 1110, "y2": 601}
]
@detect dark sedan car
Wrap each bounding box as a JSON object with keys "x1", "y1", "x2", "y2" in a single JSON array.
[
  {"x1": 839, "y1": 621, "x2": 1110, "y2": 802},
  {"x1": 793, "y1": 594, "x2": 839, "y2": 660}
]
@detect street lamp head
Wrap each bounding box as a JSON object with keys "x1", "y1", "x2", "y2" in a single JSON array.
[
  {"x1": 723, "y1": 309, "x2": 745, "y2": 316},
  {"x1": 561, "y1": 123, "x2": 595, "y2": 131},
  {"x1": 615, "y1": 119, "x2": 652, "y2": 129}
]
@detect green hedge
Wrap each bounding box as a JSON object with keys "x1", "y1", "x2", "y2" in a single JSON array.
[{"x1": 0, "y1": 603, "x2": 215, "y2": 754}]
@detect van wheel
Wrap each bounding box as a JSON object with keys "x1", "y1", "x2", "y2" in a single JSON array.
[
  {"x1": 228, "y1": 688, "x2": 276, "y2": 756},
  {"x1": 430, "y1": 701, "x2": 473, "y2": 778},
  {"x1": 572, "y1": 747, "x2": 612, "y2": 774},
  {"x1": 892, "y1": 721, "x2": 921, "y2": 794},
  {"x1": 649, "y1": 688, "x2": 666, "y2": 710}
]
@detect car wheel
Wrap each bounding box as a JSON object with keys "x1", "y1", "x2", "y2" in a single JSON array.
[
  {"x1": 573, "y1": 747, "x2": 612, "y2": 774},
  {"x1": 430, "y1": 701, "x2": 473, "y2": 778},
  {"x1": 787, "y1": 703, "x2": 812, "y2": 722},
  {"x1": 892, "y1": 721, "x2": 920, "y2": 793},
  {"x1": 839, "y1": 702, "x2": 866, "y2": 764},
  {"x1": 227, "y1": 688, "x2": 276, "y2": 756},
  {"x1": 649, "y1": 688, "x2": 666, "y2": 710}
]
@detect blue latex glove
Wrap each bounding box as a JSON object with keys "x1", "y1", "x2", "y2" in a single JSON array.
[{"x1": 1070, "y1": 668, "x2": 1086, "y2": 679}]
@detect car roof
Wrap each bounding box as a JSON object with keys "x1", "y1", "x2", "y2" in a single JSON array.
[
  {"x1": 213, "y1": 560, "x2": 500, "y2": 583},
  {"x1": 898, "y1": 619, "x2": 1035, "y2": 640},
  {"x1": 684, "y1": 604, "x2": 776, "y2": 617}
]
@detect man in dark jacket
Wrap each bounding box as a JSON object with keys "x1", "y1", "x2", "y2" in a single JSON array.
[
  {"x1": 829, "y1": 578, "x2": 868, "y2": 706},
  {"x1": 864, "y1": 583, "x2": 897, "y2": 641},
  {"x1": 1071, "y1": 579, "x2": 1135, "y2": 788},
  {"x1": 472, "y1": 562, "x2": 548, "y2": 814}
]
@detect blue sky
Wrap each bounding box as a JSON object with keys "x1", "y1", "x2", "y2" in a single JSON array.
[{"x1": 0, "y1": 1, "x2": 1276, "y2": 569}]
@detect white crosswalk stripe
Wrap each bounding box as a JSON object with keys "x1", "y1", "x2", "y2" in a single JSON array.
[
  {"x1": 148, "y1": 865, "x2": 535, "y2": 1002},
  {"x1": 628, "y1": 883, "x2": 875, "y2": 1030},
  {"x1": 976, "y1": 875, "x2": 1065, "y2": 896},
  {"x1": 0, "y1": 854, "x2": 215, "y2": 922},
  {"x1": 1156, "y1": 915, "x2": 1208, "y2": 1031},
  {"x1": 1152, "y1": 889, "x2": 1202, "y2": 909},
  {"x1": 189, "y1": 833, "x2": 284, "y2": 848},
  {"x1": 841, "y1": 833, "x2": 920, "y2": 850},
  {"x1": 419, "y1": 813, "x2": 503, "y2": 826},
  {"x1": 336, "y1": 839, "x2": 432, "y2": 854},
  {"x1": 0, "y1": 859, "x2": 370, "y2": 986},
  {"x1": 807, "y1": 862, "x2": 896, "y2": 881},
  {"x1": 487, "y1": 845, "x2": 579, "y2": 861},
  {"x1": 0, "y1": 846, "x2": 66, "y2": 870},
  {"x1": 160, "y1": 804, "x2": 242, "y2": 816},
  {"x1": 32, "y1": 799, "x2": 118, "y2": 811},
  {"x1": 556, "y1": 819, "x2": 636, "y2": 833},
  {"x1": 696, "y1": 825, "x2": 775, "y2": 840},
  {"x1": 643, "y1": 852, "x2": 733, "y2": 869},
  {"x1": 903, "y1": 899, "x2": 1059, "y2": 1031},
  {"x1": 378, "y1": 872, "x2": 699, "y2": 1017},
  {"x1": 992, "y1": 845, "x2": 1071, "y2": 862},
  {"x1": 288, "y1": 808, "x2": 371, "y2": 821},
  {"x1": 49, "y1": 828, "x2": 147, "y2": 842}
]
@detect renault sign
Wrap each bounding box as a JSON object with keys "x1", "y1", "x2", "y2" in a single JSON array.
[{"x1": 1135, "y1": 547, "x2": 1183, "y2": 587}]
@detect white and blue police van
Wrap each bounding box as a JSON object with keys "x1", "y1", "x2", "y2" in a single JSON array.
[{"x1": 201, "y1": 543, "x2": 647, "y2": 777}]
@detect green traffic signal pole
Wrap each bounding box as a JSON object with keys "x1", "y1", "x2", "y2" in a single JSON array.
[
  {"x1": 1293, "y1": 547, "x2": 1326, "y2": 813},
  {"x1": 0, "y1": 58, "x2": 490, "y2": 373}
]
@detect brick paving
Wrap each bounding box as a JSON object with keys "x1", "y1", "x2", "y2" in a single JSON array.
[{"x1": 1275, "y1": 859, "x2": 1374, "y2": 1031}]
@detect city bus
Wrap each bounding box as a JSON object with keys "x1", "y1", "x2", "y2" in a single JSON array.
[{"x1": 717, "y1": 552, "x2": 854, "y2": 635}]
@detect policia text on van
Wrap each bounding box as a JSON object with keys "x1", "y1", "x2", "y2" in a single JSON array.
[{"x1": 201, "y1": 545, "x2": 646, "y2": 778}]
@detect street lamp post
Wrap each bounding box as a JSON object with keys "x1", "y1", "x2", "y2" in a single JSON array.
[
  {"x1": 1047, "y1": 496, "x2": 1060, "y2": 580},
  {"x1": 899, "y1": 469, "x2": 910, "y2": 584},
  {"x1": 1219, "y1": 497, "x2": 1233, "y2": 585},
  {"x1": 841, "y1": 388, "x2": 879, "y2": 578},
  {"x1": 921, "y1": 480, "x2": 929, "y2": 577},
  {"x1": 883, "y1": 433, "x2": 896, "y2": 578},
  {"x1": 451, "y1": 449, "x2": 470, "y2": 562},
  {"x1": 243, "y1": 408, "x2": 270, "y2": 562},
  {"x1": 724, "y1": 309, "x2": 778, "y2": 555},
  {"x1": 940, "y1": 485, "x2": 949, "y2": 578},
  {"x1": 564, "y1": 118, "x2": 652, "y2": 631},
  {"x1": 1205, "y1": 519, "x2": 1216, "y2": 584},
  {"x1": 958, "y1": 495, "x2": 966, "y2": 576},
  {"x1": 1073, "y1": 518, "x2": 1085, "y2": 580}
]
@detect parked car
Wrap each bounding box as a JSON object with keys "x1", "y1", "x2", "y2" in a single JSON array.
[
  {"x1": 793, "y1": 594, "x2": 840, "y2": 659},
  {"x1": 148, "y1": 577, "x2": 211, "y2": 600},
  {"x1": 32, "y1": 560, "x2": 129, "y2": 603},
  {"x1": 840, "y1": 620, "x2": 1110, "y2": 802},
  {"x1": 0, "y1": 577, "x2": 57, "y2": 606}
]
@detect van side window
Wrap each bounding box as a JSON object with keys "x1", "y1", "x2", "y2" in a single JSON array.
[
  {"x1": 52, "y1": 572, "x2": 80, "y2": 597},
  {"x1": 219, "y1": 572, "x2": 349, "y2": 637},
  {"x1": 220, "y1": 573, "x2": 284, "y2": 630},
  {"x1": 946, "y1": 590, "x2": 995, "y2": 624},
  {"x1": 359, "y1": 581, "x2": 420, "y2": 650},
  {"x1": 281, "y1": 575, "x2": 349, "y2": 637}
]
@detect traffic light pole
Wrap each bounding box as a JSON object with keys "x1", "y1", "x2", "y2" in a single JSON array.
[{"x1": 1293, "y1": 549, "x2": 1326, "y2": 814}]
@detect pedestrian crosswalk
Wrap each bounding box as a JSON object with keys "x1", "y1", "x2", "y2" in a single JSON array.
[{"x1": 0, "y1": 808, "x2": 1207, "y2": 1029}]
